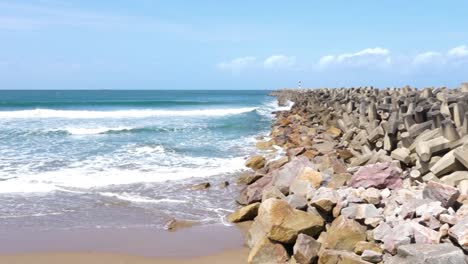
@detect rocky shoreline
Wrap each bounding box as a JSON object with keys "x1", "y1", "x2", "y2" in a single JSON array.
[{"x1": 229, "y1": 84, "x2": 468, "y2": 263}]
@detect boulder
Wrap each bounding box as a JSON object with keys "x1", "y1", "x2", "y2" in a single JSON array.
[
  {"x1": 361, "y1": 250, "x2": 383, "y2": 263},
  {"x1": 354, "y1": 241, "x2": 382, "y2": 255},
  {"x1": 321, "y1": 215, "x2": 367, "y2": 251},
  {"x1": 227, "y1": 203, "x2": 260, "y2": 223},
  {"x1": 293, "y1": 233, "x2": 321, "y2": 264},
  {"x1": 309, "y1": 187, "x2": 340, "y2": 213},
  {"x1": 256, "y1": 140, "x2": 274, "y2": 150},
  {"x1": 318, "y1": 250, "x2": 371, "y2": 264},
  {"x1": 255, "y1": 198, "x2": 324, "y2": 244},
  {"x1": 297, "y1": 167, "x2": 323, "y2": 189},
  {"x1": 382, "y1": 222, "x2": 413, "y2": 254},
  {"x1": 247, "y1": 237, "x2": 289, "y2": 264},
  {"x1": 341, "y1": 203, "x2": 381, "y2": 220},
  {"x1": 350, "y1": 162, "x2": 402, "y2": 189},
  {"x1": 449, "y1": 216, "x2": 468, "y2": 250},
  {"x1": 411, "y1": 222, "x2": 440, "y2": 244},
  {"x1": 267, "y1": 156, "x2": 289, "y2": 170},
  {"x1": 285, "y1": 194, "x2": 308, "y2": 210},
  {"x1": 271, "y1": 156, "x2": 314, "y2": 193},
  {"x1": 261, "y1": 186, "x2": 286, "y2": 201},
  {"x1": 423, "y1": 181, "x2": 460, "y2": 208},
  {"x1": 191, "y1": 182, "x2": 211, "y2": 190},
  {"x1": 237, "y1": 175, "x2": 272, "y2": 205},
  {"x1": 246, "y1": 156, "x2": 266, "y2": 170},
  {"x1": 238, "y1": 171, "x2": 262, "y2": 185},
  {"x1": 385, "y1": 243, "x2": 466, "y2": 264},
  {"x1": 361, "y1": 188, "x2": 381, "y2": 205}
]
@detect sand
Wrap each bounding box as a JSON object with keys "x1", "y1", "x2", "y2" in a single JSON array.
[{"x1": 0, "y1": 223, "x2": 251, "y2": 264}]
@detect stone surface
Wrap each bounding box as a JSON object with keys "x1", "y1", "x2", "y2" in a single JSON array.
[
  {"x1": 341, "y1": 203, "x2": 381, "y2": 220},
  {"x1": 423, "y1": 181, "x2": 460, "y2": 208},
  {"x1": 322, "y1": 215, "x2": 367, "y2": 251},
  {"x1": 227, "y1": 203, "x2": 260, "y2": 223},
  {"x1": 361, "y1": 250, "x2": 383, "y2": 263},
  {"x1": 293, "y1": 233, "x2": 321, "y2": 264},
  {"x1": 247, "y1": 237, "x2": 289, "y2": 264},
  {"x1": 271, "y1": 156, "x2": 314, "y2": 194},
  {"x1": 237, "y1": 172, "x2": 262, "y2": 185},
  {"x1": 191, "y1": 182, "x2": 211, "y2": 190},
  {"x1": 411, "y1": 222, "x2": 440, "y2": 244},
  {"x1": 309, "y1": 187, "x2": 340, "y2": 213},
  {"x1": 285, "y1": 194, "x2": 308, "y2": 210},
  {"x1": 354, "y1": 241, "x2": 382, "y2": 255},
  {"x1": 255, "y1": 198, "x2": 324, "y2": 244},
  {"x1": 237, "y1": 175, "x2": 272, "y2": 205},
  {"x1": 318, "y1": 250, "x2": 371, "y2": 264},
  {"x1": 246, "y1": 156, "x2": 266, "y2": 170},
  {"x1": 449, "y1": 216, "x2": 468, "y2": 250},
  {"x1": 386, "y1": 243, "x2": 466, "y2": 264},
  {"x1": 297, "y1": 167, "x2": 323, "y2": 189},
  {"x1": 350, "y1": 162, "x2": 402, "y2": 189},
  {"x1": 261, "y1": 186, "x2": 286, "y2": 201}
]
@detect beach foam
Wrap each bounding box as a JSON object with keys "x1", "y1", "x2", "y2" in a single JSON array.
[{"x1": 0, "y1": 107, "x2": 257, "y2": 119}]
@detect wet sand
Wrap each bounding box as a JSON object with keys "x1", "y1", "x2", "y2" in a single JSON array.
[{"x1": 0, "y1": 223, "x2": 250, "y2": 263}]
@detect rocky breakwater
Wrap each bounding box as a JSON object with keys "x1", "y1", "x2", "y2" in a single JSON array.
[{"x1": 230, "y1": 84, "x2": 468, "y2": 263}]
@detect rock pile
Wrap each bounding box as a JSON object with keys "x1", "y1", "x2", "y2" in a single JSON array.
[{"x1": 230, "y1": 85, "x2": 468, "y2": 263}]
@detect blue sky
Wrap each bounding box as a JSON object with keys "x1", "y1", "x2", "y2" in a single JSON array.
[{"x1": 0, "y1": 0, "x2": 467, "y2": 89}]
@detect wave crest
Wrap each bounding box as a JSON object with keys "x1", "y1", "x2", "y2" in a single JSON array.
[{"x1": 0, "y1": 107, "x2": 257, "y2": 119}]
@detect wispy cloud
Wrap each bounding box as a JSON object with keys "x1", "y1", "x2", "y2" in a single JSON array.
[
  {"x1": 263, "y1": 55, "x2": 296, "y2": 69},
  {"x1": 318, "y1": 47, "x2": 391, "y2": 68},
  {"x1": 217, "y1": 56, "x2": 257, "y2": 74}
]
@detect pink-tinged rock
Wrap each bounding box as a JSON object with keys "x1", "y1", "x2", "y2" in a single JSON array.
[
  {"x1": 423, "y1": 181, "x2": 460, "y2": 208},
  {"x1": 271, "y1": 156, "x2": 314, "y2": 194},
  {"x1": 350, "y1": 162, "x2": 402, "y2": 189},
  {"x1": 382, "y1": 222, "x2": 413, "y2": 254},
  {"x1": 411, "y1": 222, "x2": 440, "y2": 244},
  {"x1": 237, "y1": 175, "x2": 272, "y2": 205}
]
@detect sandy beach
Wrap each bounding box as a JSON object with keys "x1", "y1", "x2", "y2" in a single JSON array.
[{"x1": 0, "y1": 223, "x2": 251, "y2": 264}]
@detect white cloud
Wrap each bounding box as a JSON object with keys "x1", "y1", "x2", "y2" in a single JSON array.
[
  {"x1": 217, "y1": 56, "x2": 257, "y2": 73},
  {"x1": 448, "y1": 45, "x2": 468, "y2": 57},
  {"x1": 263, "y1": 55, "x2": 296, "y2": 69},
  {"x1": 413, "y1": 51, "x2": 443, "y2": 64},
  {"x1": 318, "y1": 47, "x2": 391, "y2": 68}
]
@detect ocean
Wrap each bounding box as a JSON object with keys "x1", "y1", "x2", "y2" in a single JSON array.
[{"x1": 0, "y1": 90, "x2": 287, "y2": 231}]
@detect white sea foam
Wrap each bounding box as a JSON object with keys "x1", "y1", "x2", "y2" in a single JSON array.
[
  {"x1": 0, "y1": 156, "x2": 246, "y2": 194},
  {"x1": 59, "y1": 127, "x2": 133, "y2": 135},
  {"x1": 99, "y1": 192, "x2": 187, "y2": 204},
  {"x1": 0, "y1": 107, "x2": 257, "y2": 119}
]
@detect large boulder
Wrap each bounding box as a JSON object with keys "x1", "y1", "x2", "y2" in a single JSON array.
[
  {"x1": 247, "y1": 237, "x2": 289, "y2": 264},
  {"x1": 271, "y1": 156, "x2": 314, "y2": 193},
  {"x1": 350, "y1": 162, "x2": 402, "y2": 189},
  {"x1": 423, "y1": 181, "x2": 460, "y2": 208},
  {"x1": 254, "y1": 198, "x2": 324, "y2": 244},
  {"x1": 227, "y1": 203, "x2": 260, "y2": 223},
  {"x1": 293, "y1": 233, "x2": 321, "y2": 264},
  {"x1": 321, "y1": 215, "x2": 367, "y2": 251},
  {"x1": 237, "y1": 175, "x2": 272, "y2": 205},
  {"x1": 246, "y1": 156, "x2": 266, "y2": 170},
  {"x1": 385, "y1": 243, "x2": 465, "y2": 264}
]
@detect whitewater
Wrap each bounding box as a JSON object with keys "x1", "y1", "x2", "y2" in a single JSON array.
[{"x1": 0, "y1": 90, "x2": 283, "y2": 231}]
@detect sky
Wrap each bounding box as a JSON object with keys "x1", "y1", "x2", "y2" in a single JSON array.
[{"x1": 0, "y1": 0, "x2": 468, "y2": 90}]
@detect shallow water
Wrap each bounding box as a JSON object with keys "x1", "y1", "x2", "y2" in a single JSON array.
[{"x1": 0, "y1": 90, "x2": 287, "y2": 231}]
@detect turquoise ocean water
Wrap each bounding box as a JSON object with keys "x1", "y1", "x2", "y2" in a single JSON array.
[{"x1": 0, "y1": 90, "x2": 286, "y2": 231}]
